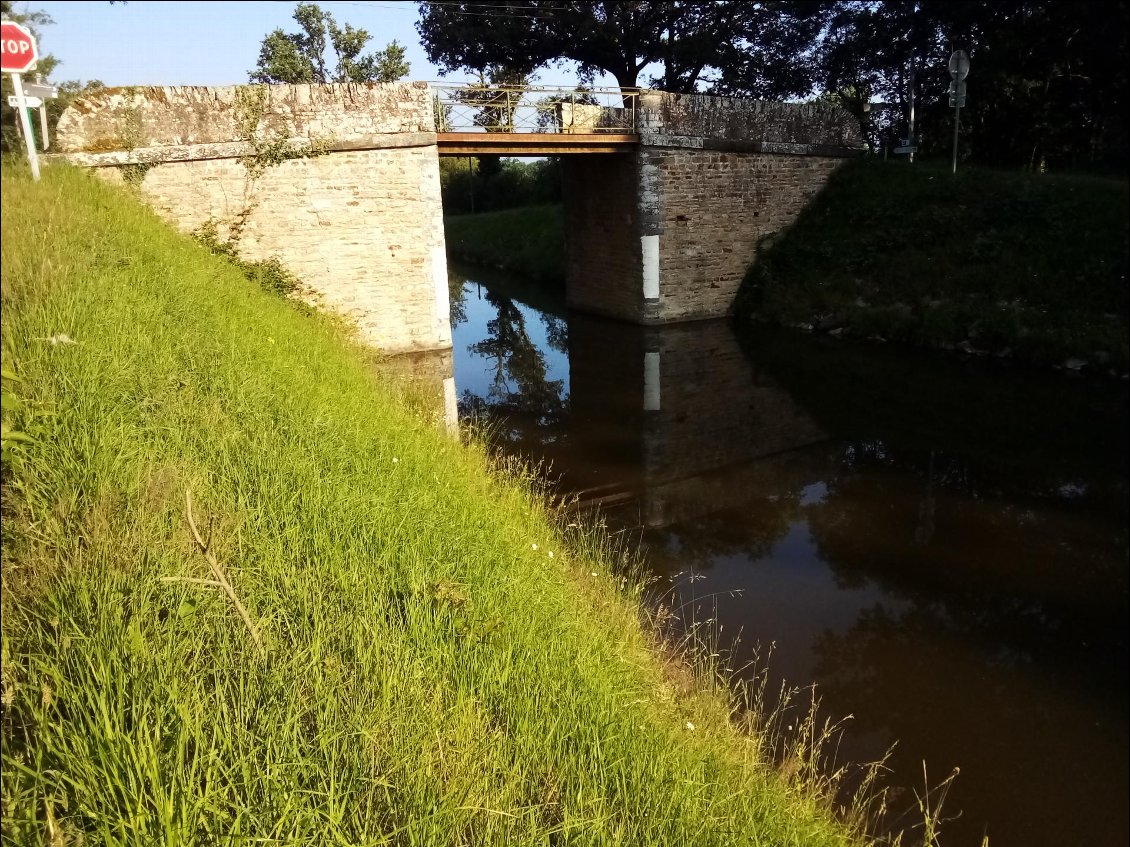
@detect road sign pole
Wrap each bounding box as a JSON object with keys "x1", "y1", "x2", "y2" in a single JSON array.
[
  {"x1": 947, "y1": 49, "x2": 970, "y2": 176},
  {"x1": 907, "y1": 60, "x2": 916, "y2": 164},
  {"x1": 951, "y1": 102, "x2": 960, "y2": 175},
  {"x1": 9, "y1": 72, "x2": 40, "y2": 180}
]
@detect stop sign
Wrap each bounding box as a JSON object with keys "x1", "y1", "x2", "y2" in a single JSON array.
[{"x1": 1, "y1": 20, "x2": 39, "y2": 74}]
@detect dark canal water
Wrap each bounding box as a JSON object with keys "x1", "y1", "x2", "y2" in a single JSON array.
[{"x1": 447, "y1": 261, "x2": 1129, "y2": 847}]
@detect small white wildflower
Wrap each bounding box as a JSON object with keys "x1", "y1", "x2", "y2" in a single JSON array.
[
  {"x1": 787, "y1": 724, "x2": 794, "y2": 731},
  {"x1": 531, "y1": 543, "x2": 538, "y2": 551},
  {"x1": 547, "y1": 550, "x2": 554, "y2": 558},
  {"x1": 685, "y1": 721, "x2": 695, "y2": 731},
  {"x1": 392, "y1": 457, "x2": 399, "y2": 464},
  {"x1": 591, "y1": 571, "x2": 598, "y2": 577}
]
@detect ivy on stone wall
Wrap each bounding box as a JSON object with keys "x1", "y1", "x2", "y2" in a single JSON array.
[
  {"x1": 118, "y1": 161, "x2": 155, "y2": 187},
  {"x1": 233, "y1": 85, "x2": 331, "y2": 178}
]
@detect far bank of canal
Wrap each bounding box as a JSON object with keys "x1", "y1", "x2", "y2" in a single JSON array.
[{"x1": 447, "y1": 260, "x2": 1129, "y2": 847}]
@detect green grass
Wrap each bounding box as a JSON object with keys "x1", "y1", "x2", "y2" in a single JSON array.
[
  {"x1": 737, "y1": 159, "x2": 1130, "y2": 371},
  {"x1": 0, "y1": 165, "x2": 872, "y2": 845},
  {"x1": 444, "y1": 205, "x2": 566, "y2": 287}
]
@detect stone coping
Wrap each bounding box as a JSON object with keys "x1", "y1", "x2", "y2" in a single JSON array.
[
  {"x1": 46, "y1": 132, "x2": 438, "y2": 167},
  {"x1": 640, "y1": 133, "x2": 865, "y2": 157}
]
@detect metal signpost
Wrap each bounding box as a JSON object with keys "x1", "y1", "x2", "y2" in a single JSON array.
[
  {"x1": 2, "y1": 19, "x2": 41, "y2": 180},
  {"x1": 948, "y1": 49, "x2": 970, "y2": 175},
  {"x1": 907, "y1": 58, "x2": 916, "y2": 163},
  {"x1": 25, "y1": 74, "x2": 58, "y2": 149}
]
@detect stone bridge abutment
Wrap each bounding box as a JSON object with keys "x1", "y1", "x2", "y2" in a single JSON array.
[
  {"x1": 53, "y1": 82, "x2": 451, "y2": 355},
  {"x1": 561, "y1": 93, "x2": 863, "y2": 323},
  {"x1": 52, "y1": 82, "x2": 863, "y2": 354}
]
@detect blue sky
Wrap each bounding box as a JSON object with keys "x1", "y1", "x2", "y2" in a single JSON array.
[{"x1": 27, "y1": 0, "x2": 614, "y2": 89}]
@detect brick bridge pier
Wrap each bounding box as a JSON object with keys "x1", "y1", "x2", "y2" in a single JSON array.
[{"x1": 52, "y1": 82, "x2": 863, "y2": 354}]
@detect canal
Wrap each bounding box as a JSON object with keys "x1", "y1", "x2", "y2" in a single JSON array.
[{"x1": 447, "y1": 260, "x2": 1129, "y2": 847}]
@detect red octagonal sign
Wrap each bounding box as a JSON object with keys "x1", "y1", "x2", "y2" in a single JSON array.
[{"x1": 1, "y1": 20, "x2": 39, "y2": 74}]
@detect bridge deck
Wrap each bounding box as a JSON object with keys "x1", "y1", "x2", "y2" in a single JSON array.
[{"x1": 436, "y1": 132, "x2": 638, "y2": 155}]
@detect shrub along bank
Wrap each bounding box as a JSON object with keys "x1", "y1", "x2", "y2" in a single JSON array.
[
  {"x1": 444, "y1": 204, "x2": 566, "y2": 287},
  {"x1": 736, "y1": 159, "x2": 1129, "y2": 374},
  {"x1": 0, "y1": 165, "x2": 868, "y2": 845}
]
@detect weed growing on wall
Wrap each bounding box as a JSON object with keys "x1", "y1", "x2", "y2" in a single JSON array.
[
  {"x1": 192, "y1": 220, "x2": 303, "y2": 300},
  {"x1": 233, "y1": 85, "x2": 331, "y2": 179},
  {"x1": 117, "y1": 86, "x2": 144, "y2": 152},
  {"x1": 117, "y1": 161, "x2": 155, "y2": 187}
]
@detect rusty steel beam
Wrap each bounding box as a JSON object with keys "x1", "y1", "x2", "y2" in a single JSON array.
[{"x1": 436, "y1": 132, "x2": 638, "y2": 155}]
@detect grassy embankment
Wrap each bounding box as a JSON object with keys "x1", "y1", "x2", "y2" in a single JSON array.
[
  {"x1": 444, "y1": 204, "x2": 566, "y2": 287},
  {"x1": 1, "y1": 165, "x2": 871, "y2": 844},
  {"x1": 737, "y1": 159, "x2": 1129, "y2": 373}
]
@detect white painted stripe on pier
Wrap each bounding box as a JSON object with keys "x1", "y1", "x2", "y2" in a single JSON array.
[
  {"x1": 642, "y1": 235, "x2": 659, "y2": 300},
  {"x1": 644, "y1": 351, "x2": 661, "y2": 411}
]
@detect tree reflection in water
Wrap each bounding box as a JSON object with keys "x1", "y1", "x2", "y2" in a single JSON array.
[
  {"x1": 460, "y1": 291, "x2": 567, "y2": 441},
  {"x1": 448, "y1": 268, "x2": 469, "y2": 328}
]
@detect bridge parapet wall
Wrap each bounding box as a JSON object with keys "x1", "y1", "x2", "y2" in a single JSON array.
[
  {"x1": 52, "y1": 83, "x2": 450, "y2": 355},
  {"x1": 638, "y1": 91, "x2": 864, "y2": 155},
  {"x1": 55, "y1": 82, "x2": 435, "y2": 157}
]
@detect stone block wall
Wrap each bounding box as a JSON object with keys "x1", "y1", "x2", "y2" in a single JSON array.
[
  {"x1": 53, "y1": 83, "x2": 450, "y2": 355},
  {"x1": 55, "y1": 82, "x2": 435, "y2": 152},
  {"x1": 639, "y1": 91, "x2": 863, "y2": 153},
  {"x1": 118, "y1": 147, "x2": 449, "y2": 352},
  {"x1": 647, "y1": 150, "x2": 843, "y2": 321}
]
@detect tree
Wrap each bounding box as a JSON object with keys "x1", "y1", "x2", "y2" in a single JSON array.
[
  {"x1": 814, "y1": 1, "x2": 925, "y2": 153},
  {"x1": 251, "y1": 3, "x2": 410, "y2": 84},
  {"x1": 416, "y1": 1, "x2": 825, "y2": 96},
  {"x1": 457, "y1": 66, "x2": 530, "y2": 132},
  {"x1": 815, "y1": 1, "x2": 1129, "y2": 170}
]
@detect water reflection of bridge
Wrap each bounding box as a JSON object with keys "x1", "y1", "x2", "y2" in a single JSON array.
[
  {"x1": 563, "y1": 317, "x2": 828, "y2": 527},
  {"x1": 415, "y1": 269, "x2": 831, "y2": 530}
]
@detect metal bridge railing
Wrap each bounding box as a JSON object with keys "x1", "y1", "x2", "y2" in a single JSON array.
[{"x1": 430, "y1": 84, "x2": 641, "y2": 134}]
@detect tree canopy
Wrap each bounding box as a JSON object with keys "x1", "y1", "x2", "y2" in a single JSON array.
[
  {"x1": 418, "y1": 0, "x2": 1128, "y2": 171},
  {"x1": 251, "y1": 3, "x2": 410, "y2": 84},
  {"x1": 816, "y1": 1, "x2": 1128, "y2": 170},
  {"x1": 416, "y1": 1, "x2": 824, "y2": 95}
]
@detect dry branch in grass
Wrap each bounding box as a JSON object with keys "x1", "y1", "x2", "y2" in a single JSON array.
[{"x1": 179, "y1": 490, "x2": 265, "y2": 658}]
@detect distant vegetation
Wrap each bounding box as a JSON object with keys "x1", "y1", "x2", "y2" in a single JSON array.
[
  {"x1": 736, "y1": 159, "x2": 1129, "y2": 373},
  {"x1": 439, "y1": 155, "x2": 562, "y2": 215},
  {"x1": 444, "y1": 203, "x2": 565, "y2": 286}
]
